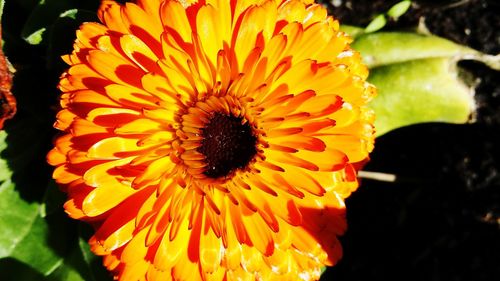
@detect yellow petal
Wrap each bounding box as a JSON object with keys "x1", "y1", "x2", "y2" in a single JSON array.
[
  {"x1": 114, "y1": 118, "x2": 166, "y2": 135},
  {"x1": 82, "y1": 180, "x2": 134, "y2": 217},
  {"x1": 120, "y1": 34, "x2": 160, "y2": 73},
  {"x1": 121, "y1": 227, "x2": 149, "y2": 264},
  {"x1": 83, "y1": 157, "x2": 134, "y2": 185},
  {"x1": 98, "y1": 0, "x2": 128, "y2": 33},
  {"x1": 241, "y1": 212, "x2": 275, "y2": 256},
  {"x1": 121, "y1": 2, "x2": 163, "y2": 53},
  {"x1": 133, "y1": 156, "x2": 175, "y2": 187},
  {"x1": 160, "y1": 0, "x2": 192, "y2": 43},
  {"x1": 87, "y1": 50, "x2": 145, "y2": 88},
  {"x1": 87, "y1": 137, "x2": 145, "y2": 160},
  {"x1": 104, "y1": 84, "x2": 159, "y2": 109},
  {"x1": 199, "y1": 211, "x2": 223, "y2": 273},
  {"x1": 154, "y1": 214, "x2": 191, "y2": 270}
]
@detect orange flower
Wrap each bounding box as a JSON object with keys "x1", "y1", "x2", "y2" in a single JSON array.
[
  {"x1": 0, "y1": 26, "x2": 16, "y2": 130},
  {"x1": 47, "y1": 0, "x2": 375, "y2": 280}
]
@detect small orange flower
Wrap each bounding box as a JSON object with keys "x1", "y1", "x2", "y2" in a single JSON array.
[
  {"x1": 48, "y1": 0, "x2": 375, "y2": 280},
  {"x1": 0, "y1": 26, "x2": 16, "y2": 130}
]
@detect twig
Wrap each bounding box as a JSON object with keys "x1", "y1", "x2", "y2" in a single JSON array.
[{"x1": 358, "y1": 171, "x2": 397, "y2": 182}]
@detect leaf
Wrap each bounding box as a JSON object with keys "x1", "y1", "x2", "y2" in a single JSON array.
[
  {"x1": 352, "y1": 32, "x2": 500, "y2": 70},
  {"x1": 0, "y1": 180, "x2": 64, "y2": 275},
  {"x1": 352, "y1": 32, "x2": 472, "y2": 68},
  {"x1": 387, "y1": 0, "x2": 412, "y2": 19},
  {"x1": 364, "y1": 14, "x2": 387, "y2": 33},
  {"x1": 0, "y1": 74, "x2": 74, "y2": 279},
  {"x1": 346, "y1": 31, "x2": 500, "y2": 136},
  {"x1": 0, "y1": 131, "x2": 11, "y2": 181},
  {"x1": 340, "y1": 25, "x2": 365, "y2": 39},
  {"x1": 368, "y1": 58, "x2": 474, "y2": 136},
  {"x1": 0, "y1": 0, "x2": 5, "y2": 20},
  {"x1": 0, "y1": 181, "x2": 39, "y2": 259},
  {"x1": 0, "y1": 161, "x2": 96, "y2": 280}
]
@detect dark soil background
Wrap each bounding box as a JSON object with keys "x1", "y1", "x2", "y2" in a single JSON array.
[{"x1": 319, "y1": 0, "x2": 500, "y2": 280}]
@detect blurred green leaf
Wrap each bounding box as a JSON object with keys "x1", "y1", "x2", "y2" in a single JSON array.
[
  {"x1": 0, "y1": 0, "x2": 5, "y2": 20},
  {"x1": 0, "y1": 132, "x2": 12, "y2": 182},
  {"x1": 340, "y1": 25, "x2": 365, "y2": 39},
  {"x1": 364, "y1": 14, "x2": 387, "y2": 33},
  {"x1": 387, "y1": 0, "x2": 412, "y2": 19},
  {"x1": 369, "y1": 58, "x2": 474, "y2": 136}
]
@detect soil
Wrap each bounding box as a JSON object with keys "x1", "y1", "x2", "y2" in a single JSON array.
[{"x1": 318, "y1": 1, "x2": 500, "y2": 280}]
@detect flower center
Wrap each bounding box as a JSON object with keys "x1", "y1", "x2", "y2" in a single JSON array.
[{"x1": 197, "y1": 112, "x2": 257, "y2": 179}]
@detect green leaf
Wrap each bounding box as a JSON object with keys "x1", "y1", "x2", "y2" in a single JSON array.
[
  {"x1": 368, "y1": 58, "x2": 474, "y2": 136},
  {"x1": 364, "y1": 14, "x2": 387, "y2": 33},
  {"x1": 349, "y1": 31, "x2": 500, "y2": 136},
  {"x1": 352, "y1": 32, "x2": 500, "y2": 70},
  {"x1": 0, "y1": 181, "x2": 39, "y2": 259},
  {"x1": 0, "y1": 0, "x2": 5, "y2": 21},
  {"x1": 0, "y1": 76, "x2": 74, "y2": 279},
  {"x1": 0, "y1": 132, "x2": 12, "y2": 182},
  {"x1": 0, "y1": 180, "x2": 63, "y2": 275},
  {"x1": 0, "y1": 174, "x2": 98, "y2": 281},
  {"x1": 352, "y1": 32, "x2": 472, "y2": 68},
  {"x1": 387, "y1": 0, "x2": 412, "y2": 19},
  {"x1": 340, "y1": 25, "x2": 365, "y2": 39}
]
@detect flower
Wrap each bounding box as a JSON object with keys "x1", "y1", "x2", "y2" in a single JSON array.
[
  {"x1": 47, "y1": 0, "x2": 375, "y2": 280},
  {"x1": 0, "y1": 27, "x2": 16, "y2": 130}
]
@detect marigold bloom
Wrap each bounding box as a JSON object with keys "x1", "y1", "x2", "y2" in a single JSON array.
[
  {"x1": 0, "y1": 27, "x2": 16, "y2": 130},
  {"x1": 47, "y1": 0, "x2": 375, "y2": 280}
]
